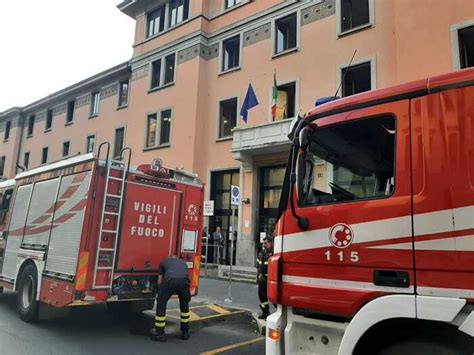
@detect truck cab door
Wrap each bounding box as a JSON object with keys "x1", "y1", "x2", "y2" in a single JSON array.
[{"x1": 280, "y1": 100, "x2": 414, "y2": 317}]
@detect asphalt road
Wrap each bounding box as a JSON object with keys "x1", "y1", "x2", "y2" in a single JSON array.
[{"x1": 0, "y1": 291, "x2": 265, "y2": 355}]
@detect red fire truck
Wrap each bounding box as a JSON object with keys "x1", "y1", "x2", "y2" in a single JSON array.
[
  {"x1": 0, "y1": 143, "x2": 203, "y2": 322},
  {"x1": 266, "y1": 68, "x2": 474, "y2": 354}
]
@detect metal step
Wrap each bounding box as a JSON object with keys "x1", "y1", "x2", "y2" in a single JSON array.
[
  {"x1": 106, "y1": 193, "x2": 121, "y2": 198},
  {"x1": 99, "y1": 248, "x2": 115, "y2": 252},
  {"x1": 104, "y1": 211, "x2": 119, "y2": 216},
  {"x1": 108, "y1": 176, "x2": 123, "y2": 181},
  {"x1": 97, "y1": 266, "x2": 113, "y2": 270},
  {"x1": 101, "y1": 229, "x2": 117, "y2": 234}
]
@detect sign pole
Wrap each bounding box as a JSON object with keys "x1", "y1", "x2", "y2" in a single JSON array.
[
  {"x1": 226, "y1": 185, "x2": 239, "y2": 303},
  {"x1": 204, "y1": 229, "x2": 209, "y2": 275},
  {"x1": 226, "y1": 206, "x2": 235, "y2": 302}
]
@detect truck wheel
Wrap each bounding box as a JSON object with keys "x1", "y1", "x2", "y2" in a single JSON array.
[
  {"x1": 16, "y1": 263, "x2": 39, "y2": 322},
  {"x1": 377, "y1": 339, "x2": 465, "y2": 355}
]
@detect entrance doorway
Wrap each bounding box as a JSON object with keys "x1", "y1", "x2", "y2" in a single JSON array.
[
  {"x1": 209, "y1": 169, "x2": 239, "y2": 265},
  {"x1": 257, "y1": 166, "x2": 285, "y2": 249}
]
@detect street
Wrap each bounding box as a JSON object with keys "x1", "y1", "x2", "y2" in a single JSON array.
[{"x1": 0, "y1": 278, "x2": 265, "y2": 355}]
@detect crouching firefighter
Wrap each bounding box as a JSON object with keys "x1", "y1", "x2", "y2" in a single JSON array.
[
  {"x1": 151, "y1": 256, "x2": 191, "y2": 342},
  {"x1": 257, "y1": 236, "x2": 273, "y2": 319}
]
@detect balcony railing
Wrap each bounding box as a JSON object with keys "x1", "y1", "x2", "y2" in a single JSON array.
[{"x1": 232, "y1": 119, "x2": 293, "y2": 161}]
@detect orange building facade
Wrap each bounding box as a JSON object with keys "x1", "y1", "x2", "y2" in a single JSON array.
[{"x1": 1, "y1": 0, "x2": 473, "y2": 266}]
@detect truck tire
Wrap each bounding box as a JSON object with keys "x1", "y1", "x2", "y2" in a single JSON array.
[{"x1": 16, "y1": 263, "x2": 39, "y2": 322}]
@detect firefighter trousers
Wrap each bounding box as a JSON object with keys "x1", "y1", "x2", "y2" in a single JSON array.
[
  {"x1": 155, "y1": 278, "x2": 191, "y2": 334},
  {"x1": 258, "y1": 279, "x2": 269, "y2": 315}
]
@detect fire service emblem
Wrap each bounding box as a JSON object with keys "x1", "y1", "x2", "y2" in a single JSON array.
[{"x1": 329, "y1": 223, "x2": 354, "y2": 249}]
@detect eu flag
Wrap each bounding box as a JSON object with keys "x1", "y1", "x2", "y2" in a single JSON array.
[{"x1": 240, "y1": 84, "x2": 259, "y2": 123}]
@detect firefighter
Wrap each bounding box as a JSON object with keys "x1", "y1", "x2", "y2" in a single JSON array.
[
  {"x1": 257, "y1": 236, "x2": 273, "y2": 319},
  {"x1": 151, "y1": 256, "x2": 191, "y2": 342}
]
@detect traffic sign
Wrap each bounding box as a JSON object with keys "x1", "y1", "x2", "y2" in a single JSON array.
[
  {"x1": 203, "y1": 200, "x2": 214, "y2": 216},
  {"x1": 231, "y1": 185, "x2": 240, "y2": 206}
]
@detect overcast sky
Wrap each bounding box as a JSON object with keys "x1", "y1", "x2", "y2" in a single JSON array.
[{"x1": 0, "y1": 1, "x2": 135, "y2": 112}]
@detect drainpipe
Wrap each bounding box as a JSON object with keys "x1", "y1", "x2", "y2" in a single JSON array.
[{"x1": 14, "y1": 113, "x2": 25, "y2": 176}]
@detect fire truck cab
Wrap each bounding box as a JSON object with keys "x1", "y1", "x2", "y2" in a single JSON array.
[
  {"x1": 267, "y1": 69, "x2": 474, "y2": 354},
  {"x1": 0, "y1": 143, "x2": 203, "y2": 322}
]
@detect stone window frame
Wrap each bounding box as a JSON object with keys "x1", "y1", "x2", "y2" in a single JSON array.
[
  {"x1": 45, "y1": 109, "x2": 53, "y2": 132},
  {"x1": 148, "y1": 52, "x2": 177, "y2": 93},
  {"x1": 144, "y1": 0, "x2": 191, "y2": 40},
  {"x1": 41, "y1": 146, "x2": 49, "y2": 165},
  {"x1": 336, "y1": 0, "x2": 375, "y2": 37},
  {"x1": 451, "y1": 20, "x2": 474, "y2": 70},
  {"x1": 336, "y1": 55, "x2": 377, "y2": 97},
  {"x1": 4, "y1": 121, "x2": 11, "y2": 141},
  {"x1": 219, "y1": 32, "x2": 243, "y2": 75},
  {"x1": 113, "y1": 125, "x2": 127, "y2": 159},
  {"x1": 89, "y1": 91, "x2": 101, "y2": 118},
  {"x1": 117, "y1": 80, "x2": 130, "y2": 109},
  {"x1": 143, "y1": 107, "x2": 174, "y2": 151},
  {"x1": 271, "y1": 10, "x2": 301, "y2": 59},
  {"x1": 62, "y1": 140, "x2": 71, "y2": 158},
  {"x1": 267, "y1": 77, "x2": 300, "y2": 123},
  {"x1": 223, "y1": 0, "x2": 243, "y2": 11},
  {"x1": 86, "y1": 134, "x2": 96, "y2": 154},
  {"x1": 216, "y1": 95, "x2": 240, "y2": 141}
]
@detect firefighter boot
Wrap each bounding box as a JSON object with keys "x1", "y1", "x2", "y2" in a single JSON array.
[
  {"x1": 150, "y1": 328, "x2": 167, "y2": 342},
  {"x1": 258, "y1": 303, "x2": 270, "y2": 319},
  {"x1": 181, "y1": 330, "x2": 190, "y2": 340}
]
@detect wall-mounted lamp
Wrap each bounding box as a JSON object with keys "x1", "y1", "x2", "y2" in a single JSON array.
[{"x1": 242, "y1": 197, "x2": 251, "y2": 204}]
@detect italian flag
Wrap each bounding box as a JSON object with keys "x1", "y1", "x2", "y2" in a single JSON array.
[{"x1": 271, "y1": 71, "x2": 277, "y2": 119}]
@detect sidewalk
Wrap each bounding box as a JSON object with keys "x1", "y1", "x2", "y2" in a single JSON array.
[{"x1": 195, "y1": 277, "x2": 260, "y2": 313}]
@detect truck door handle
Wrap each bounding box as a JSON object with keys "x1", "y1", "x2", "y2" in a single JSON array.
[{"x1": 373, "y1": 270, "x2": 409, "y2": 288}]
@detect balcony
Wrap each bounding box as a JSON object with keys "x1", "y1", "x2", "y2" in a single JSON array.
[{"x1": 232, "y1": 119, "x2": 292, "y2": 162}]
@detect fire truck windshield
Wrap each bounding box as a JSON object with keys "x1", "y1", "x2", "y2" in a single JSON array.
[{"x1": 299, "y1": 115, "x2": 396, "y2": 206}]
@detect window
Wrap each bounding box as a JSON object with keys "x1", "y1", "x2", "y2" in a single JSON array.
[
  {"x1": 62, "y1": 141, "x2": 70, "y2": 157},
  {"x1": 146, "y1": 109, "x2": 172, "y2": 148},
  {"x1": 164, "y1": 54, "x2": 176, "y2": 85},
  {"x1": 118, "y1": 80, "x2": 129, "y2": 107},
  {"x1": 150, "y1": 54, "x2": 176, "y2": 90},
  {"x1": 114, "y1": 127, "x2": 125, "y2": 158},
  {"x1": 160, "y1": 109, "x2": 172, "y2": 145},
  {"x1": 299, "y1": 115, "x2": 395, "y2": 207},
  {"x1": 218, "y1": 98, "x2": 237, "y2": 138},
  {"x1": 151, "y1": 59, "x2": 162, "y2": 89},
  {"x1": 66, "y1": 100, "x2": 75, "y2": 123},
  {"x1": 41, "y1": 147, "x2": 48, "y2": 165},
  {"x1": 146, "y1": 114, "x2": 157, "y2": 148},
  {"x1": 86, "y1": 135, "x2": 95, "y2": 154},
  {"x1": 340, "y1": 0, "x2": 370, "y2": 33},
  {"x1": 147, "y1": 5, "x2": 166, "y2": 38},
  {"x1": 90, "y1": 92, "x2": 100, "y2": 116},
  {"x1": 27, "y1": 115, "x2": 35, "y2": 136},
  {"x1": 459, "y1": 26, "x2": 474, "y2": 69},
  {"x1": 23, "y1": 152, "x2": 30, "y2": 169},
  {"x1": 274, "y1": 82, "x2": 296, "y2": 121},
  {"x1": 341, "y1": 62, "x2": 371, "y2": 97},
  {"x1": 222, "y1": 35, "x2": 240, "y2": 72},
  {"x1": 4, "y1": 121, "x2": 11, "y2": 141},
  {"x1": 275, "y1": 13, "x2": 297, "y2": 55},
  {"x1": 45, "y1": 109, "x2": 53, "y2": 131},
  {"x1": 225, "y1": 0, "x2": 242, "y2": 9},
  {"x1": 169, "y1": 0, "x2": 189, "y2": 27},
  {"x1": 0, "y1": 156, "x2": 5, "y2": 176}
]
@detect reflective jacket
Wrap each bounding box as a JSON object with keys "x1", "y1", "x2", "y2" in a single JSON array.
[{"x1": 257, "y1": 248, "x2": 273, "y2": 280}]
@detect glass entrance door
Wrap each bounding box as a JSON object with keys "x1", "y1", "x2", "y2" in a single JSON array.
[
  {"x1": 257, "y1": 166, "x2": 285, "y2": 247},
  {"x1": 209, "y1": 169, "x2": 239, "y2": 265}
]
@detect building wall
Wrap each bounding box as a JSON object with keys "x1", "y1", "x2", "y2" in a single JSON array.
[{"x1": 1, "y1": 0, "x2": 473, "y2": 265}]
